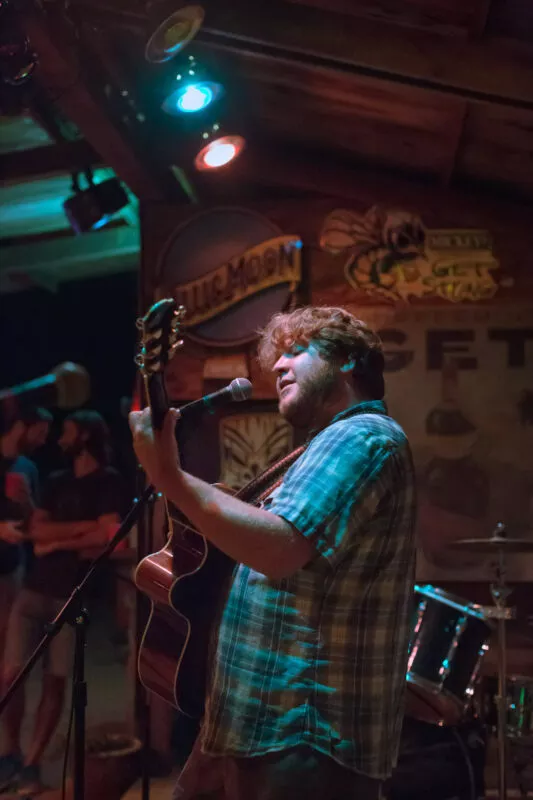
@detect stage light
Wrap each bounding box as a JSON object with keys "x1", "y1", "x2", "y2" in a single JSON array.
[
  {"x1": 167, "y1": 80, "x2": 222, "y2": 114},
  {"x1": 0, "y1": 42, "x2": 37, "y2": 86},
  {"x1": 194, "y1": 133, "x2": 245, "y2": 172},
  {"x1": 145, "y1": 5, "x2": 204, "y2": 64},
  {"x1": 178, "y1": 83, "x2": 212, "y2": 112},
  {"x1": 63, "y1": 173, "x2": 129, "y2": 234},
  {"x1": 161, "y1": 54, "x2": 223, "y2": 116},
  {"x1": 0, "y1": 3, "x2": 37, "y2": 87}
]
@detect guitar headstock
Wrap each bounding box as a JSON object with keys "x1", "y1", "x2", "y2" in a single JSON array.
[
  {"x1": 135, "y1": 299, "x2": 186, "y2": 377},
  {"x1": 135, "y1": 299, "x2": 186, "y2": 429}
]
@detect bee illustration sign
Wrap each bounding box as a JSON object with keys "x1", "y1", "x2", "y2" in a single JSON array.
[{"x1": 320, "y1": 206, "x2": 502, "y2": 303}]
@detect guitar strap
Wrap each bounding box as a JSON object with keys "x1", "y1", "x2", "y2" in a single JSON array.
[{"x1": 236, "y1": 444, "x2": 307, "y2": 507}]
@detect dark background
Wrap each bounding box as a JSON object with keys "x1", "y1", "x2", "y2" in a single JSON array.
[{"x1": 0, "y1": 271, "x2": 139, "y2": 490}]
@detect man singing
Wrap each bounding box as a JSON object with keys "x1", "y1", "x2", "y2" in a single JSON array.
[{"x1": 130, "y1": 306, "x2": 417, "y2": 800}]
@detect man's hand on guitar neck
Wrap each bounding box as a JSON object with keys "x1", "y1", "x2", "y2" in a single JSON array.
[
  {"x1": 129, "y1": 407, "x2": 181, "y2": 493},
  {"x1": 129, "y1": 407, "x2": 314, "y2": 580}
]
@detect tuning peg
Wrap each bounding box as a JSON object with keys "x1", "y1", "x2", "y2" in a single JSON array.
[
  {"x1": 169, "y1": 340, "x2": 184, "y2": 359},
  {"x1": 169, "y1": 329, "x2": 184, "y2": 343}
]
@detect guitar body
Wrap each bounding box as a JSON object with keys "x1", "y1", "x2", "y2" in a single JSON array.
[
  {"x1": 133, "y1": 301, "x2": 241, "y2": 717},
  {"x1": 135, "y1": 519, "x2": 234, "y2": 716}
]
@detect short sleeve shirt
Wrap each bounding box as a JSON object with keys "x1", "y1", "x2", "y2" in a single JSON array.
[{"x1": 201, "y1": 401, "x2": 417, "y2": 779}]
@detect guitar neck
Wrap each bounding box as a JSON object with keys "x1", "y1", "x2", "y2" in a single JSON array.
[{"x1": 146, "y1": 373, "x2": 170, "y2": 432}]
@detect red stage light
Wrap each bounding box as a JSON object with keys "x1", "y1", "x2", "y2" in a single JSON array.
[{"x1": 194, "y1": 135, "x2": 245, "y2": 171}]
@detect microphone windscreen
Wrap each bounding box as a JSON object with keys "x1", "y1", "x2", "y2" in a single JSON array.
[
  {"x1": 229, "y1": 378, "x2": 253, "y2": 402},
  {"x1": 53, "y1": 362, "x2": 91, "y2": 408}
]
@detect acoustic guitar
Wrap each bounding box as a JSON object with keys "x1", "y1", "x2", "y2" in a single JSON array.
[
  {"x1": 133, "y1": 299, "x2": 235, "y2": 717},
  {"x1": 133, "y1": 299, "x2": 305, "y2": 717}
]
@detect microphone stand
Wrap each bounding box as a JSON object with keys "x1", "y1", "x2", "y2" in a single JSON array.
[
  {"x1": 0, "y1": 484, "x2": 156, "y2": 800},
  {"x1": 135, "y1": 468, "x2": 154, "y2": 800},
  {"x1": 488, "y1": 523, "x2": 514, "y2": 800}
]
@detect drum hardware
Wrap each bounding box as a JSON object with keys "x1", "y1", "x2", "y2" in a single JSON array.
[
  {"x1": 405, "y1": 523, "x2": 533, "y2": 797},
  {"x1": 449, "y1": 528, "x2": 533, "y2": 555},
  {"x1": 481, "y1": 675, "x2": 533, "y2": 741},
  {"x1": 481, "y1": 606, "x2": 516, "y2": 621},
  {"x1": 481, "y1": 673, "x2": 533, "y2": 798},
  {"x1": 407, "y1": 584, "x2": 494, "y2": 727},
  {"x1": 451, "y1": 521, "x2": 533, "y2": 800}
]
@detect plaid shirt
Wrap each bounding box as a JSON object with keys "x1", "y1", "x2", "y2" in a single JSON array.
[{"x1": 201, "y1": 400, "x2": 417, "y2": 779}]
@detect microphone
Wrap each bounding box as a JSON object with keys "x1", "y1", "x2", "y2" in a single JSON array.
[
  {"x1": 176, "y1": 378, "x2": 252, "y2": 417},
  {"x1": 0, "y1": 362, "x2": 91, "y2": 417}
]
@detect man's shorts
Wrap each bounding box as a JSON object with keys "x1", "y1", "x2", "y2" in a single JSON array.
[{"x1": 3, "y1": 588, "x2": 74, "y2": 679}]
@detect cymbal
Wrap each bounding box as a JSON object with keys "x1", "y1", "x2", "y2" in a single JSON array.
[{"x1": 450, "y1": 536, "x2": 533, "y2": 553}]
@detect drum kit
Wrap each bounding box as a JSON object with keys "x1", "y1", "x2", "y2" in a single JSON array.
[{"x1": 406, "y1": 523, "x2": 533, "y2": 800}]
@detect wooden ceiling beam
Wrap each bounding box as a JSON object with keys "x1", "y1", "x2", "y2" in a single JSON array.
[
  {"x1": 0, "y1": 140, "x2": 102, "y2": 183},
  {"x1": 439, "y1": 102, "x2": 469, "y2": 187},
  {"x1": 22, "y1": 7, "x2": 169, "y2": 201},
  {"x1": 188, "y1": 0, "x2": 533, "y2": 111},
  {"x1": 222, "y1": 141, "x2": 533, "y2": 217},
  {"x1": 469, "y1": 0, "x2": 494, "y2": 38}
]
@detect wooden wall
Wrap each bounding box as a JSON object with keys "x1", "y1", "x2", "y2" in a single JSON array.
[{"x1": 141, "y1": 180, "x2": 533, "y2": 671}]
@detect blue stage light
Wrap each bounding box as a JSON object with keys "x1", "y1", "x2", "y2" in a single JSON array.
[{"x1": 162, "y1": 80, "x2": 222, "y2": 115}]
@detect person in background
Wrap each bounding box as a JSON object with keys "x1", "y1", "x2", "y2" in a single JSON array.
[
  {"x1": 0, "y1": 407, "x2": 52, "y2": 674},
  {"x1": 130, "y1": 305, "x2": 417, "y2": 800},
  {"x1": 0, "y1": 410, "x2": 126, "y2": 796}
]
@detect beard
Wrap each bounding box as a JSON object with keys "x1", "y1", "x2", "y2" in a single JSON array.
[{"x1": 279, "y1": 368, "x2": 339, "y2": 431}]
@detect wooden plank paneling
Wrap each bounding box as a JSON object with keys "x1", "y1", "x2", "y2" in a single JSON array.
[
  {"x1": 206, "y1": 50, "x2": 463, "y2": 178},
  {"x1": 283, "y1": 0, "x2": 485, "y2": 37},
  {"x1": 0, "y1": 114, "x2": 53, "y2": 154},
  {"x1": 197, "y1": 0, "x2": 533, "y2": 108},
  {"x1": 457, "y1": 105, "x2": 533, "y2": 197},
  {"x1": 139, "y1": 194, "x2": 533, "y2": 406},
  {"x1": 485, "y1": 0, "x2": 533, "y2": 42},
  {"x1": 23, "y1": 7, "x2": 168, "y2": 201},
  {"x1": 0, "y1": 140, "x2": 102, "y2": 182}
]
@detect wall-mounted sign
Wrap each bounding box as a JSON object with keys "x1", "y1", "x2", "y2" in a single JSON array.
[
  {"x1": 351, "y1": 304, "x2": 533, "y2": 581},
  {"x1": 320, "y1": 206, "x2": 503, "y2": 303},
  {"x1": 219, "y1": 411, "x2": 293, "y2": 490},
  {"x1": 174, "y1": 236, "x2": 301, "y2": 328},
  {"x1": 156, "y1": 207, "x2": 302, "y2": 347}
]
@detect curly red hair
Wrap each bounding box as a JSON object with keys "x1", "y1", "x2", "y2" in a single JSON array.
[{"x1": 258, "y1": 306, "x2": 385, "y2": 400}]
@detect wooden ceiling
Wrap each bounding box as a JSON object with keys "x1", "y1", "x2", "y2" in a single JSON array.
[{"x1": 1, "y1": 0, "x2": 532, "y2": 280}]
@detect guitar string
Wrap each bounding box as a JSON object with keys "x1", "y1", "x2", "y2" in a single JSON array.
[{"x1": 140, "y1": 368, "x2": 176, "y2": 547}]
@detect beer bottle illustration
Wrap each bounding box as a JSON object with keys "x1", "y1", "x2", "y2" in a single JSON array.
[{"x1": 424, "y1": 360, "x2": 489, "y2": 518}]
